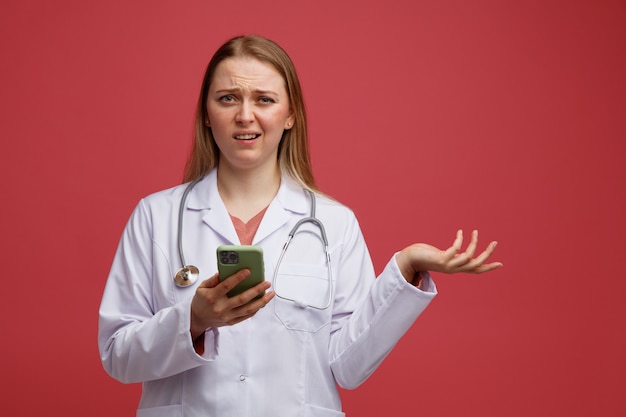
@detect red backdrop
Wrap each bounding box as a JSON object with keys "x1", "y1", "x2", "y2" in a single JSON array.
[{"x1": 1, "y1": 1, "x2": 625, "y2": 415}]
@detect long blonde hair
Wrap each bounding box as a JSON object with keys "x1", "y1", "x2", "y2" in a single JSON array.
[{"x1": 183, "y1": 35, "x2": 316, "y2": 190}]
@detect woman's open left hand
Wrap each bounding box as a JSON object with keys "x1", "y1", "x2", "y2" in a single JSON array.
[{"x1": 396, "y1": 229, "x2": 503, "y2": 283}]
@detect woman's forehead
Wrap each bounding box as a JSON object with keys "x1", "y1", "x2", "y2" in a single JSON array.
[{"x1": 211, "y1": 57, "x2": 286, "y2": 93}]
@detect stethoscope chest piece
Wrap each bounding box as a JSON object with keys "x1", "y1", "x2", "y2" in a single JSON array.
[{"x1": 174, "y1": 265, "x2": 199, "y2": 287}]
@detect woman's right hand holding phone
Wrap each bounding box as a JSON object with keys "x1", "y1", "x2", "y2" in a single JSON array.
[{"x1": 190, "y1": 270, "x2": 274, "y2": 352}]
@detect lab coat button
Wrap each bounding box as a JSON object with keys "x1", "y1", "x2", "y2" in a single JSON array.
[{"x1": 239, "y1": 374, "x2": 246, "y2": 381}]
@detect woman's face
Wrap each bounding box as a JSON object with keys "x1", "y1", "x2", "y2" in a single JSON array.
[{"x1": 206, "y1": 57, "x2": 294, "y2": 172}]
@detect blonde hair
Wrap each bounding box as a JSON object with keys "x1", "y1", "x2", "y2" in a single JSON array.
[{"x1": 183, "y1": 35, "x2": 316, "y2": 190}]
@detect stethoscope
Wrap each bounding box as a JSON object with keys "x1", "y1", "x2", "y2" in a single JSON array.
[{"x1": 174, "y1": 177, "x2": 334, "y2": 310}]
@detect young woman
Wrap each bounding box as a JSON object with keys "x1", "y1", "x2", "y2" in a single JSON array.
[{"x1": 98, "y1": 35, "x2": 502, "y2": 417}]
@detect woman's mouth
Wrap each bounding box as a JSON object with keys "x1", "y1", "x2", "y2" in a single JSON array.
[{"x1": 234, "y1": 134, "x2": 260, "y2": 140}]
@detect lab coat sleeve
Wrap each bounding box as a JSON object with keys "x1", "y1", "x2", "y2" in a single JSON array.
[
  {"x1": 328, "y1": 216, "x2": 437, "y2": 390},
  {"x1": 98, "y1": 199, "x2": 217, "y2": 384}
]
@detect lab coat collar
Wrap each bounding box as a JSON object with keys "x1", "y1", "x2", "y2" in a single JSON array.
[
  {"x1": 185, "y1": 170, "x2": 220, "y2": 211},
  {"x1": 275, "y1": 174, "x2": 309, "y2": 216},
  {"x1": 185, "y1": 169, "x2": 309, "y2": 245},
  {"x1": 254, "y1": 174, "x2": 309, "y2": 244}
]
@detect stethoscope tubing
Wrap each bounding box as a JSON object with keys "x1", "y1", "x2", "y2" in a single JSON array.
[
  {"x1": 177, "y1": 176, "x2": 203, "y2": 269},
  {"x1": 273, "y1": 189, "x2": 333, "y2": 310},
  {"x1": 173, "y1": 176, "x2": 203, "y2": 287}
]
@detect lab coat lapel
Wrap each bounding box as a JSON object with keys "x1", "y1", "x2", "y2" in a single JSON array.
[
  {"x1": 253, "y1": 202, "x2": 289, "y2": 244},
  {"x1": 253, "y1": 177, "x2": 308, "y2": 245},
  {"x1": 187, "y1": 171, "x2": 240, "y2": 245},
  {"x1": 202, "y1": 201, "x2": 239, "y2": 245}
]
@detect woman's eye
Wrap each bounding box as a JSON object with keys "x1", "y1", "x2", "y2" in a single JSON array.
[
  {"x1": 219, "y1": 95, "x2": 235, "y2": 103},
  {"x1": 259, "y1": 97, "x2": 275, "y2": 104}
]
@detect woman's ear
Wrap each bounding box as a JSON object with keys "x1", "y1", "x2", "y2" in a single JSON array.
[{"x1": 285, "y1": 113, "x2": 295, "y2": 130}]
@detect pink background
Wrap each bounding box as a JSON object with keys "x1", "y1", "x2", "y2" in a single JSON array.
[{"x1": 1, "y1": 0, "x2": 625, "y2": 415}]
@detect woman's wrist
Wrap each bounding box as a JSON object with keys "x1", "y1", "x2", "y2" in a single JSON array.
[
  {"x1": 192, "y1": 332, "x2": 205, "y2": 355},
  {"x1": 412, "y1": 271, "x2": 424, "y2": 288},
  {"x1": 396, "y1": 249, "x2": 422, "y2": 285},
  {"x1": 396, "y1": 248, "x2": 427, "y2": 289}
]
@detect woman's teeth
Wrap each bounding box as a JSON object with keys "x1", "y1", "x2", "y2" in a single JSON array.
[{"x1": 235, "y1": 134, "x2": 259, "y2": 140}]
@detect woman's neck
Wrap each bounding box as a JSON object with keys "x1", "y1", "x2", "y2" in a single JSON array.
[{"x1": 217, "y1": 163, "x2": 281, "y2": 222}]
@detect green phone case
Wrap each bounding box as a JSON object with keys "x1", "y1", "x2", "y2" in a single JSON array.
[{"x1": 217, "y1": 245, "x2": 265, "y2": 298}]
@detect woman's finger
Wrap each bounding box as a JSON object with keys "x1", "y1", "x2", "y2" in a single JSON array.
[
  {"x1": 449, "y1": 230, "x2": 480, "y2": 269},
  {"x1": 197, "y1": 273, "x2": 220, "y2": 289},
  {"x1": 464, "y1": 230, "x2": 479, "y2": 259},
  {"x1": 216, "y1": 269, "x2": 252, "y2": 297},
  {"x1": 442, "y1": 229, "x2": 464, "y2": 261},
  {"x1": 460, "y1": 241, "x2": 502, "y2": 273},
  {"x1": 472, "y1": 261, "x2": 504, "y2": 274}
]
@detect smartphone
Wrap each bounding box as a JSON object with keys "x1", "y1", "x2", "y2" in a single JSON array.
[{"x1": 217, "y1": 245, "x2": 265, "y2": 298}]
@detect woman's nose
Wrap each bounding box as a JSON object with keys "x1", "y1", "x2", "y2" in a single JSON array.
[{"x1": 235, "y1": 101, "x2": 254, "y2": 124}]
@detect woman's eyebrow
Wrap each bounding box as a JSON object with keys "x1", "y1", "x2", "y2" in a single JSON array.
[{"x1": 214, "y1": 87, "x2": 279, "y2": 96}]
